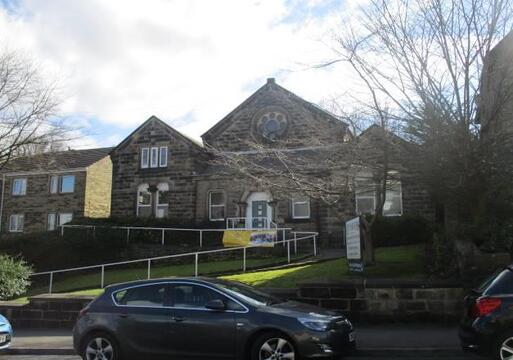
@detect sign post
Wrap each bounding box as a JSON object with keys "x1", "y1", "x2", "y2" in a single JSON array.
[{"x1": 345, "y1": 216, "x2": 364, "y2": 273}]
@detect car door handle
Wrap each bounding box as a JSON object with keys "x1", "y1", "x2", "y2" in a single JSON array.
[
  {"x1": 119, "y1": 313, "x2": 128, "y2": 318},
  {"x1": 171, "y1": 316, "x2": 184, "y2": 322}
]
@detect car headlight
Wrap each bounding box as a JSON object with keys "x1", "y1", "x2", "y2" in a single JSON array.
[{"x1": 298, "y1": 317, "x2": 332, "y2": 332}]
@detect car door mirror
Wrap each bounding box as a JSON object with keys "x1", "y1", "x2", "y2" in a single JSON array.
[{"x1": 205, "y1": 299, "x2": 226, "y2": 311}]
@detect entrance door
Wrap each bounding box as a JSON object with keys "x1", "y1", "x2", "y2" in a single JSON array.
[
  {"x1": 252, "y1": 201, "x2": 267, "y2": 228},
  {"x1": 245, "y1": 192, "x2": 272, "y2": 229}
]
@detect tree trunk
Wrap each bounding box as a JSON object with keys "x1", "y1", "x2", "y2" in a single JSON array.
[{"x1": 360, "y1": 215, "x2": 375, "y2": 266}]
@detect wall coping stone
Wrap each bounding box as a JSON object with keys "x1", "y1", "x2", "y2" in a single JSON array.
[
  {"x1": 29, "y1": 295, "x2": 95, "y2": 302},
  {"x1": 299, "y1": 278, "x2": 462, "y2": 289}
]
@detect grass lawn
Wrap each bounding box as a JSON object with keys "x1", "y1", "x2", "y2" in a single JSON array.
[
  {"x1": 221, "y1": 244, "x2": 426, "y2": 288},
  {"x1": 28, "y1": 254, "x2": 304, "y2": 296},
  {"x1": 31, "y1": 244, "x2": 425, "y2": 299}
]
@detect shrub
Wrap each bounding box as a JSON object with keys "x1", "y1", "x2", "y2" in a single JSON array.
[
  {"x1": 0, "y1": 229, "x2": 127, "y2": 271},
  {"x1": 69, "y1": 217, "x2": 224, "y2": 246},
  {"x1": 370, "y1": 215, "x2": 433, "y2": 247},
  {"x1": 425, "y1": 231, "x2": 458, "y2": 279},
  {"x1": 0, "y1": 255, "x2": 32, "y2": 300},
  {"x1": 0, "y1": 218, "x2": 225, "y2": 271}
]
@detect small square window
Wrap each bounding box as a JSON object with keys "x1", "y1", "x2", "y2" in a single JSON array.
[
  {"x1": 58, "y1": 213, "x2": 73, "y2": 225},
  {"x1": 209, "y1": 191, "x2": 225, "y2": 221},
  {"x1": 292, "y1": 197, "x2": 310, "y2": 219},
  {"x1": 12, "y1": 178, "x2": 27, "y2": 196},
  {"x1": 60, "y1": 175, "x2": 75, "y2": 193},
  {"x1": 9, "y1": 214, "x2": 24, "y2": 232}
]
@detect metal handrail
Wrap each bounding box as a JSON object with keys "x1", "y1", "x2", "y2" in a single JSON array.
[
  {"x1": 59, "y1": 224, "x2": 293, "y2": 248},
  {"x1": 225, "y1": 217, "x2": 273, "y2": 230},
  {"x1": 30, "y1": 232, "x2": 319, "y2": 294}
]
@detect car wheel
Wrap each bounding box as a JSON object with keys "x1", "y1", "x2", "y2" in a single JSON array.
[
  {"x1": 251, "y1": 331, "x2": 296, "y2": 360},
  {"x1": 81, "y1": 332, "x2": 120, "y2": 360},
  {"x1": 494, "y1": 330, "x2": 513, "y2": 360}
]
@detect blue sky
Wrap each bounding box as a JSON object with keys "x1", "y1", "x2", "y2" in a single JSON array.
[{"x1": 0, "y1": 0, "x2": 363, "y2": 148}]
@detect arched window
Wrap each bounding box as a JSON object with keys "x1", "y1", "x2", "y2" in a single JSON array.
[
  {"x1": 137, "y1": 183, "x2": 152, "y2": 217},
  {"x1": 156, "y1": 182, "x2": 169, "y2": 218}
]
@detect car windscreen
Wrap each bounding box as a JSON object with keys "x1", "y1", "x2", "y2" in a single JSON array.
[
  {"x1": 212, "y1": 280, "x2": 283, "y2": 306},
  {"x1": 480, "y1": 269, "x2": 513, "y2": 295}
]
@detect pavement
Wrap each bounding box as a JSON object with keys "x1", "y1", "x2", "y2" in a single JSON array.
[{"x1": 1, "y1": 323, "x2": 482, "y2": 359}]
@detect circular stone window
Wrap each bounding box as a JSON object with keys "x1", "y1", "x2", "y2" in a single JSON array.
[{"x1": 253, "y1": 109, "x2": 289, "y2": 141}]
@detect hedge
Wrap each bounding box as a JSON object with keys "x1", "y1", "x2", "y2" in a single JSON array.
[
  {"x1": 0, "y1": 218, "x2": 226, "y2": 272},
  {"x1": 370, "y1": 215, "x2": 432, "y2": 247}
]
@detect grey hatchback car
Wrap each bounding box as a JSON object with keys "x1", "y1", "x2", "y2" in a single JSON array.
[{"x1": 73, "y1": 277, "x2": 356, "y2": 360}]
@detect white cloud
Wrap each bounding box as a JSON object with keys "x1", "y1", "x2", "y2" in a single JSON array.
[{"x1": 0, "y1": 0, "x2": 364, "y2": 144}]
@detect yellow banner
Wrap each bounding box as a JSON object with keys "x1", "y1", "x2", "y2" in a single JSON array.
[{"x1": 222, "y1": 230, "x2": 277, "y2": 247}]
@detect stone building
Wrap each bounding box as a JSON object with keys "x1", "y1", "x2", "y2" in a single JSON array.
[
  {"x1": 479, "y1": 31, "x2": 513, "y2": 141},
  {"x1": 111, "y1": 79, "x2": 434, "y2": 246},
  {"x1": 0, "y1": 148, "x2": 112, "y2": 234}
]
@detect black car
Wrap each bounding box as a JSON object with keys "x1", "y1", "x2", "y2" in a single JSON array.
[
  {"x1": 460, "y1": 266, "x2": 513, "y2": 359},
  {"x1": 73, "y1": 277, "x2": 355, "y2": 360}
]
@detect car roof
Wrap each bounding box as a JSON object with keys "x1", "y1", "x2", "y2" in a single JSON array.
[{"x1": 104, "y1": 276, "x2": 220, "y2": 292}]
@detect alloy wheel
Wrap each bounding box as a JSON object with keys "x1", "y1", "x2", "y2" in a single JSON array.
[
  {"x1": 500, "y1": 337, "x2": 513, "y2": 360},
  {"x1": 259, "y1": 337, "x2": 295, "y2": 360},
  {"x1": 85, "y1": 337, "x2": 115, "y2": 360}
]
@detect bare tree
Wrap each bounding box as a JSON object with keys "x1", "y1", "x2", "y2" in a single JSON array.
[
  {"x1": 206, "y1": 109, "x2": 406, "y2": 265},
  {"x1": 0, "y1": 50, "x2": 69, "y2": 168},
  {"x1": 319, "y1": 0, "x2": 513, "y2": 229}
]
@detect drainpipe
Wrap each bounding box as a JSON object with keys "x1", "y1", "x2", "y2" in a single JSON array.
[{"x1": 0, "y1": 174, "x2": 5, "y2": 234}]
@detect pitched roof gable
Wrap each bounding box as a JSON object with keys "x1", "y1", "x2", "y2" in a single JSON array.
[
  {"x1": 2, "y1": 147, "x2": 113, "y2": 173},
  {"x1": 111, "y1": 115, "x2": 204, "y2": 154},
  {"x1": 201, "y1": 78, "x2": 348, "y2": 143}
]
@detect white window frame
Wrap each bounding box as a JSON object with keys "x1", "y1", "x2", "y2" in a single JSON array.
[
  {"x1": 58, "y1": 213, "x2": 73, "y2": 226},
  {"x1": 354, "y1": 174, "x2": 403, "y2": 217},
  {"x1": 136, "y1": 184, "x2": 152, "y2": 217},
  {"x1": 47, "y1": 213, "x2": 57, "y2": 231},
  {"x1": 155, "y1": 182, "x2": 169, "y2": 218},
  {"x1": 208, "y1": 191, "x2": 226, "y2": 221},
  {"x1": 9, "y1": 214, "x2": 24, "y2": 232},
  {"x1": 292, "y1": 197, "x2": 311, "y2": 219},
  {"x1": 382, "y1": 181, "x2": 403, "y2": 217},
  {"x1": 12, "y1": 178, "x2": 27, "y2": 196},
  {"x1": 159, "y1": 146, "x2": 168, "y2": 167},
  {"x1": 150, "y1": 147, "x2": 159, "y2": 168},
  {"x1": 355, "y1": 192, "x2": 376, "y2": 215},
  {"x1": 141, "y1": 147, "x2": 149, "y2": 169},
  {"x1": 60, "y1": 175, "x2": 75, "y2": 193},
  {"x1": 49, "y1": 175, "x2": 59, "y2": 194}
]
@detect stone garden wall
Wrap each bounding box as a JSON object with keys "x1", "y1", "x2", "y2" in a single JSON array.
[
  {"x1": 267, "y1": 279, "x2": 464, "y2": 323},
  {"x1": 0, "y1": 279, "x2": 465, "y2": 329}
]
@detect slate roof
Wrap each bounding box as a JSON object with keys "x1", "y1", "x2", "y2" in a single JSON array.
[
  {"x1": 1, "y1": 147, "x2": 113, "y2": 173},
  {"x1": 111, "y1": 115, "x2": 204, "y2": 153}
]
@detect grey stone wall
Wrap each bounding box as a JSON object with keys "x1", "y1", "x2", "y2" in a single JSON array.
[
  {"x1": 110, "y1": 117, "x2": 206, "y2": 220},
  {"x1": 0, "y1": 280, "x2": 464, "y2": 329},
  {"x1": 0, "y1": 295, "x2": 92, "y2": 329},
  {"x1": 1, "y1": 171, "x2": 88, "y2": 234},
  {"x1": 202, "y1": 80, "x2": 349, "y2": 151},
  {"x1": 271, "y1": 280, "x2": 464, "y2": 323}
]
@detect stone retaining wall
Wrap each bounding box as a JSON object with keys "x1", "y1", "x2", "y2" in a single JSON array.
[
  {"x1": 0, "y1": 279, "x2": 465, "y2": 329},
  {"x1": 0, "y1": 295, "x2": 93, "y2": 329},
  {"x1": 267, "y1": 279, "x2": 465, "y2": 323}
]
